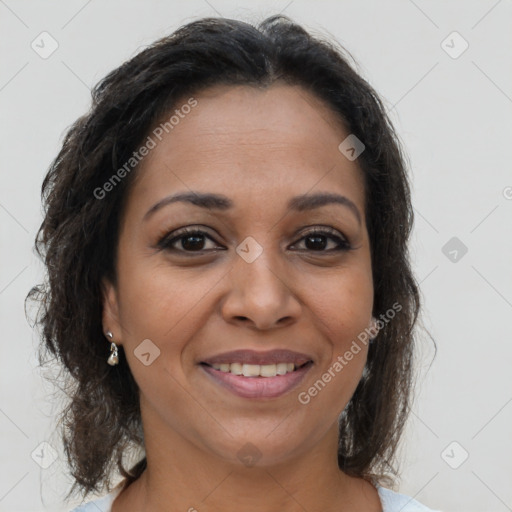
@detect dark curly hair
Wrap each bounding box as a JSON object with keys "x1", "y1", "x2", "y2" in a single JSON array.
[{"x1": 27, "y1": 14, "x2": 422, "y2": 502}]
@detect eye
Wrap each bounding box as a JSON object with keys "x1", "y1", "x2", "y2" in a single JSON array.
[
  {"x1": 157, "y1": 226, "x2": 351, "y2": 255},
  {"x1": 157, "y1": 227, "x2": 222, "y2": 254},
  {"x1": 290, "y1": 227, "x2": 351, "y2": 252}
]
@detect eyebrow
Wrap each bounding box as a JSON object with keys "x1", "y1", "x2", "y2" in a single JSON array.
[{"x1": 143, "y1": 191, "x2": 362, "y2": 225}]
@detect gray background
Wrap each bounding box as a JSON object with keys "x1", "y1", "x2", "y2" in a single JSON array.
[{"x1": 1, "y1": 1, "x2": 511, "y2": 511}]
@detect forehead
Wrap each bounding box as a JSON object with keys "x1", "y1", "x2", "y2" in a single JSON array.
[{"x1": 127, "y1": 83, "x2": 366, "y2": 217}]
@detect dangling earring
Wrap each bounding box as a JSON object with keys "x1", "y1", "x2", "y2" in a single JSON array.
[{"x1": 105, "y1": 331, "x2": 119, "y2": 366}]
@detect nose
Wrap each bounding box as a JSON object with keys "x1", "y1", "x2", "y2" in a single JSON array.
[{"x1": 220, "y1": 251, "x2": 302, "y2": 331}]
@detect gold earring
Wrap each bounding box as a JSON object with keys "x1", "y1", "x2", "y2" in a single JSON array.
[{"x1": 105, "y1": 331, "x2": 119, "y2": 366}]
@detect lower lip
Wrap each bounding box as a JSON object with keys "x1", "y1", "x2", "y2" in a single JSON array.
[{"x1": 200, "y1": 362, "x2": 313, "y2": 399}]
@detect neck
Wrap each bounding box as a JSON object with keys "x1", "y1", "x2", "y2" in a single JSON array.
[{"x1": 113, "y1": 403, "x2": 381, "y2": 512}]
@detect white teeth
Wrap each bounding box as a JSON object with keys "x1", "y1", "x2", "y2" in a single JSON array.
[
  {"x1": 230, "y1": 362, "x2": 243, "y2": 375},
  {"x1": 242, "y1": 364, "x2": 261, "y2": 377},
  {"x1": 209, "y1": 362, "x2": 299, "y2": 377},
  {"x1": 260, "y1": 364, "x2": 277, "y2": 377},
  {"x1": 276, "y1": 363, "x2": 288, "y2": 375}
]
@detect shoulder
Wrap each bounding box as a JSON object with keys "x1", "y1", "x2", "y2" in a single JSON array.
[
  {"x1": 69, "y1": 486, "x2": 122, "y2": 512},
  {"x1": 377, "y1": 486, "x2": 442, "y2": 512}
]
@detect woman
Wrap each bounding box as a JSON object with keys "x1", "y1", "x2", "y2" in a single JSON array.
[{"x1": 28, "y1": 15, "x2": 441, "y2": 512}]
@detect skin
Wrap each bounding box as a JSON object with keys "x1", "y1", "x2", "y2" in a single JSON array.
[{"x1": 102, "y1": 83, "x2": 382, "y2": 511}]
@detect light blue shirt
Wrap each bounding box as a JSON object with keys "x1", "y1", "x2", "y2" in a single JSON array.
[{"x1": 70, "y1": 484, "x2": 442, "y2": 511}]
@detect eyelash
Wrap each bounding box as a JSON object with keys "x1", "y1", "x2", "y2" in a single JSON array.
[{"x1": 156, "y1": 226, "x2": 352, "y2": 255}]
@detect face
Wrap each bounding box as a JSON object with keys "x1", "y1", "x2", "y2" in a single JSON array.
[{"x1": 102, "y1": 83, "x2": 374, "y2": 467}]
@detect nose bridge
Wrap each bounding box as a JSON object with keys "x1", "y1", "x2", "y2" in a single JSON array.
[
  {"x1": 235, "y1": 239, "x2": 287, "y2": 303},
  {"x1": 221, "y1": 236, "x2": 300, "y2": 329}
]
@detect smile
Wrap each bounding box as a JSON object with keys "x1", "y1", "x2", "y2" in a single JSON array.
[{"x1": 199, "y1": 361, "x2": 313, "y2": 399}]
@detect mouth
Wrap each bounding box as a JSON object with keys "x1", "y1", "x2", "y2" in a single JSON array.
[{"x1": 199, "y1": 359, "x2": 314, "y2": 399}]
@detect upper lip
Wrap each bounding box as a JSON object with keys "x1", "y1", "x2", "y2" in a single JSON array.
[{"x1": 201, "y1": 349, "x2": 313, "y2": 366}]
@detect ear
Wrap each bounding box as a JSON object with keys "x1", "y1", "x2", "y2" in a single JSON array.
[{"x1": 101, "y1": 277, "x2": 123, "y2": 345}]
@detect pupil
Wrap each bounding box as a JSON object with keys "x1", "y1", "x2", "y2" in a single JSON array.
[
  {"x1": 306, "y1": 235, "x2": 326, "y2": 250},
  {"x1": 182, "y1": 235, "x2": 204, "y2": 251}
]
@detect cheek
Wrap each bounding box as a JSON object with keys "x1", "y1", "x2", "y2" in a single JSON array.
[
  {"x1": 309, "y1": 266, "x2": 373, "y2": 393},
  {"x1": 314, "y1": 265, "x2": 374, "y2": 341},
  {"x1": 116, "y1": 251, "x2": 206, "y2": 335},
  {"x1": 299, "y1": 278, "x2": 371, "y2": 415},
  {"x1": 114, "y1": 255, "x2": 224, "y2": 390}
]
